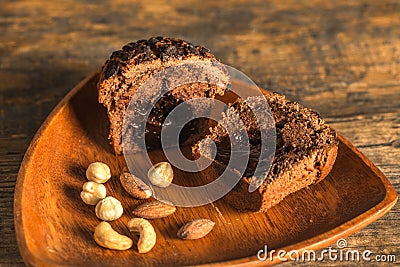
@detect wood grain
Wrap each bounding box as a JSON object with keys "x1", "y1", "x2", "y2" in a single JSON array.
[
  {"x1": 13, "y1": 73, "x2": 397, "y2": 266},
  {"x1": 1, "y1": 0, "x2": 399, "y2": 266}
]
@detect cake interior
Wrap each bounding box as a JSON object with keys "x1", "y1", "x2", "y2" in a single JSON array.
[{"x1": 144, "y1": 86, "x2": 217, "y2": 149}]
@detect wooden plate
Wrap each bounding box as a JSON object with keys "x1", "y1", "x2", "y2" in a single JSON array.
[{"x1": 14, "y1": 73, "x2": 397, "y2": 266}]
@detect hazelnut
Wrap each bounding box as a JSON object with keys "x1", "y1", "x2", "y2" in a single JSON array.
[
  {"x1": 80, "y1": 181, "x2": 107, "y2": 205},
  {"x1": 95, "y1": 196, "x2": 123, "y2": 221},
  {"x1": 86, "y1": 162, "x2": 111, "y2": 183},
  {"x1": 148, "y1": 162, "x2": 173, "y2": 188}
]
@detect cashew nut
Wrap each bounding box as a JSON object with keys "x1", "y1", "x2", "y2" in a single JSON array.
[
  {"x1": 148, "y1": 162, "x2": 173, "y2": 188},
  {"x1": 128, "y1": 218, "x2": 156, "y2": 253},
  {"x1": 95, "y1": 196, "x2": 123, "y2": 221},
  {"x1": 86, "y1": 162, "x2": 111, "y2": 183},
  {"x1": 80, "y1": 181, "x2": 106, "y2": 205},
  {"x1": 94, "y1": 221, "x2": 133, "y2": 250}
]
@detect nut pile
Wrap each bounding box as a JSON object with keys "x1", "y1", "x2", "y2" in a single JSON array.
[{"x1": 80, "y1": 161, "x2": 215, "y2": 253}]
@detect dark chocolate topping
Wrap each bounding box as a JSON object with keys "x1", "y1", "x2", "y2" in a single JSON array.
[{"x1": 103, "y1": 37, "x2": 215, "y2": 79}]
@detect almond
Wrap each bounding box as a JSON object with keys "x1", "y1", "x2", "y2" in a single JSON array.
[
  {"x1": 133, "y1": 200, "x2": 176, "y2": 219},
  {"x1": 177, "y1": 219, "x2": 215, "y2": 240},
  {"x1": 120, "y1": 172, "x2": 152, "y2": 199}
]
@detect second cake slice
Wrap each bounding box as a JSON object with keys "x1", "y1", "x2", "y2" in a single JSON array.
[{"x1": 193, "y1": 93, "x2": 338, "y2": 212}]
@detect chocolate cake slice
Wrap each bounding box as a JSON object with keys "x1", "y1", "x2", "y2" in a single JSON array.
[
  {"x1": 98, "y1": 37, "x2": 230, "y2": 154},
  {"x1": 193, "y1": 93, "x2": 338, "y2": 212}
]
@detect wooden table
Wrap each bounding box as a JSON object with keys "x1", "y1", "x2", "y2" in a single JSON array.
[{"x1": 1, "y1": 0, "x2": 399, "y2": 266}]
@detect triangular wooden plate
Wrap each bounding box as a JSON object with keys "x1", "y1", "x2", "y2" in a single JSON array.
[{"x1": 14, "y1": 73, "x2": 397, "y2": 266}]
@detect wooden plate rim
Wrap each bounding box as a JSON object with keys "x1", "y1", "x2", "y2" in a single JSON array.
[{"x1": 14, "y1": 72, "x2": 398, "y2": 267}]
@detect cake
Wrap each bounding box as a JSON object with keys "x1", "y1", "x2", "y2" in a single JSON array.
[
  {"x1": 98, "y1": 37, "x2": 338, "y2": 213},
  {"x1": 98, "y1": 37, "x2": 230, "y2": 154},
  {"x1": 193, "y1": 93, "x2": 338, "y2": 212}
]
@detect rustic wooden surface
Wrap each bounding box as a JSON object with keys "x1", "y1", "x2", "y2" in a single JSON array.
[{"x1": 0, "y1": 0, "x2": 399, "y2": 266}]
